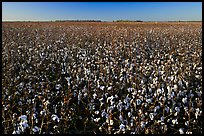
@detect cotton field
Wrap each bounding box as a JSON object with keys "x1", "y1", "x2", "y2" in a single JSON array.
[{"x1": 2, "y1": 22, "x2": 202, "y2": 134}]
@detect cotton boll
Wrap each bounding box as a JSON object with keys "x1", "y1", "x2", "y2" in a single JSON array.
[
  {"x1": 51, "y1": 114, "x2": 60, "y2": 122},
  {"x1": 165, "y1": 106, "x2": 170, "y2": 113},
  {"x1": 195, "y1": 75, "x2": 201, "y2": 79},
  {"x1": 101, "y1": 111, "x2": 108, "y2": 118},
  {"x1": 186, "y1": 131, "x2": 192, "y2": 134},
  {"x1": 174, "y1": 84, "x2": 178, "y2": 91},
  {"x1": 93, "y1": 93, "x2": 97, "y2": 99},
  {"x1": 197, "y1": 91, "x2": 201, "y2": 97},
  {"x1": 119, "y1": 114, "x2": 123, "y2": 122},
  {"x1": 128, "y1": 112, "x2": 132, "y2": 118},
  {"x1": 136, "y1": 99, "x2": 141, "y2": 105},
  {"x1": 179, "y1": 128, "x2": 184, "y2": 134},
  {"x1": 149, "y1": 113, "x2": 154, "y2": 120},
  {"x1": 94, "y1": 118, "x2": 101, "y2": 123},
  {"x1": 84, "y1": 92, "x2": 88, "y2": 98},
  {"x1": 195, "y1": 112, "x2": 199, "y2": 119},
  {"x1": 140, "y1": 121, "x2": 146, "y2": 128},
  {"x1": 119, "y1": 123, "x2": 125, "y2": 131},
  {"x1": 100, "y1": 86, "x2": 105, "y2": 91},
  {"x1": 18, "y1": 115, "x2": 27, "y2": 121},
  {"x1": 99, "y1": 126, "x2": 103, "y2": 132},
  {"x1": 185, "y1": 121, "x2": 189, "y2": 127},
  {"x1": 78, "y1": 91, "x2": 82, "y2": 104},
  {"x1": 172, "y1": 119, "x2": 178, "y2": 125},
  {"x1": 107, "y1": 86, "x2": 112, "y2": 90},
  {"x1": 160, "y1": 116, "x2": 164, "y2": 122},
  {"x1": 13, "y1": 130, "x2": 20, "y2": 134},
  {"x1": 182, "y1": 97, "x2": 187, "y2": 104},
  {"x1": 157, "y1": 88, "x2": 162, "y2": 94},
  {"x1": 178, "y1": 80, "x2": 183, "y2": 87},
  {"x1": 95, "y1": 110, "x2": 100, "y2": 115},
  {"x1": 127, "y1": 87, "x2": 133, "y2": 92},
  {"x1": 167, "y1": 86, "x2": 171, "y2": 94},
  {"x1": 175, "y1": 107, "x2": 180, "y2": 113},
  {"x1": 55, "y1": 84, "x2": 62, "y2": 90},
  {"x1": 32, "y1": 126, "x2": 40, "y2": 133},
  {"x1": 110, "y1": 119, "x2": 114, "y2": 125},
  {"x1": 19, "y1": 120, "x2": 29, "y2": 132}
]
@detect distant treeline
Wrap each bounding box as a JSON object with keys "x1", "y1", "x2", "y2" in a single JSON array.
[
  {"x1": 55, "y1": 20, "x2": 102, "y2": 22},
  {"x1": 114, "y1": 20, "x2": 143, "y2": 22},
  {"x1": 167, "y1": 20, "x2": 202, "y2": 22},
  {"x1": 55, "y1": 20, "x2": 144, "y2": 22}
]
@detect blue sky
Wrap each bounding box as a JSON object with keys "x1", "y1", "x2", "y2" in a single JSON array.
[{"x1": 2, "y1": 2, "x2": 202, "y2": 21}]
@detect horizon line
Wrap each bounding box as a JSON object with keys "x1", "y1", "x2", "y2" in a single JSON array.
[{"x1": 2, "y1": 20, "x2": 202, "y2": 22}]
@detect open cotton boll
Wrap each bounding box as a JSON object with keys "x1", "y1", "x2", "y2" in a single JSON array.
[
  {"x1": 12, "y1": 130, "x2": 21, "y2": 134},
  {"x1": 185, "y1": 121, "x2": 189, "y2": 127},
  {"x1": 65, "y1": 77, "x2": 71, "y2": 85},
  {"x1": 145, "y1": 98, "x2": 152, "y2": 103},
  {"x1": 136, "y1": 99, "x2": 141, "y2": 105},
  {"x1": 100, "y1": 86, "x2": 105, "y2": 91},
  {"x1": 186, "y1": 131, "x2": 192, "y2": 134},
  {"x1": 55, "y1": 84, "x2": 62, "y2": 90},
  {"x1": 95, "y1": 110, "x2": 100, "y2": 115},
  {"x1": 172, "y1": 119, "x2": 178, "y2": 125},
  {"x1": 175, "y1": 107, "x2": 180, "y2": 113},
  {"x1": 107, "y1": 86, "x2": 112, "y2": 91},
  {"x1": 140, "y1": 121, "x2": 146, "y2": 128},
  {"x1": 149, "y1": 113, "x2": 154, "y2": 120},
  {"x1": 18, "y1": 115, "x2": 27, "y2": 121},
  {"x1": 110, "y1": 119, "x2": 114, "y2": 125},
  {"x1": 32, "y1": 126, "x2": 40, "y2": 133},
  {"x1": 19, "y1": 120, "x2": 29, "y2": 132},
  {"x1": 119, "y1": 114, "x2": 123, "y2": 122},
  {"x1": 94, "y1": 118, "x2": 101, "y2": 123},
  {"x1": 182, "y1": 97, "x2": 187, "y2": 104},
  {"x1": 179, "y1": 128, "x2": 184, "y2": 134},
  {"x1": 78, "y1": 91, "x2": 82, "y2": 104},
  {"x1": 93, "y1": 93, "x2": 97, "y2": 99},
  {"x1": 101, "y1": 111, "x2": 108, "y2": 118},
  {"x1": 127, "y1": 87, "x2": 133, "y2": 92},
  {"x1": 128, "y1": 112, "x2": 132, "y2": 118},
  {"x1": 119, "y1": 123, "x2": 125, "y2": 131},
  {"x1": 195, "y1": 75, "x2": 201, "y2": 79},
  {"x1": 107, "y1": 96, "x2": 114, "y2": 103},
  {"x1": 40, "y1": 109, "x2": 47, "y2": 116},
  {"x1": 51, "y1": 114, "x2": 60, "y2": 122},
  {"x1": 174, "y1": 84, "x2": 178, "y2": 91},
  {"x1": 157, "y1": 88, "x2": 162, "y2": 94}
]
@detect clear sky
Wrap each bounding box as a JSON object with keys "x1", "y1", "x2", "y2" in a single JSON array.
[{"x1": 2, "y1": 2, "x2": 202, "y2": 21}]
